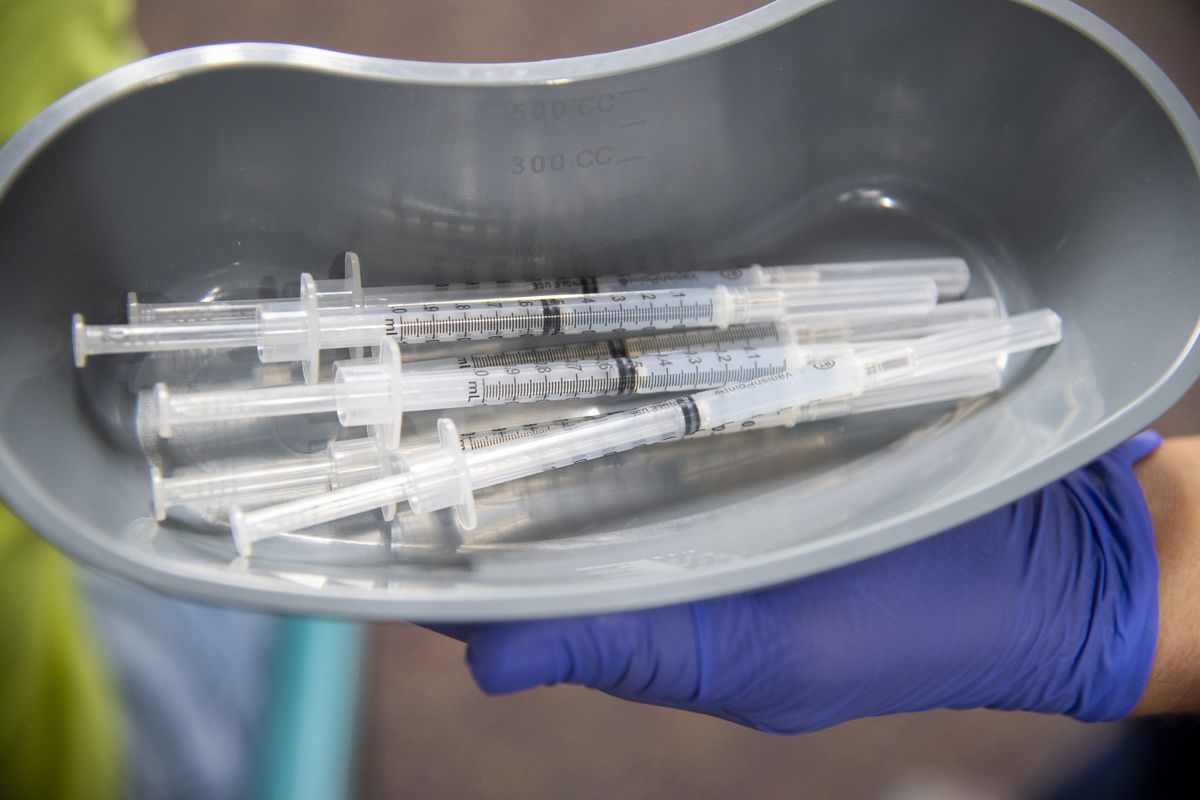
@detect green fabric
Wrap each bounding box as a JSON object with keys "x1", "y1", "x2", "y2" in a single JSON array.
[
  {"x1": 1, "y1": 1, "x2": 142, "y2": 797},
  {"x1": 0, "y1": 0, "x2": 142, "y2": 141},
  {"x1": 0, "y1": 509, "x2": 121, "y2": 799}
]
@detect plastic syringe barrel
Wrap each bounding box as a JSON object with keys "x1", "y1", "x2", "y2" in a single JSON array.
[
  {"x1": 438, "y1": 358, "x2": 1004, "y2": 442},
  {"x1": 453, "y1": 359, "x2": 1004, "y2": 439},
  {"x1": 782, "y1": 298, "x2": 1000, "y2": 343},
  {"x1": 450, "y1": 322, "x2": 787, "y2": 367},
  {"x1": 259, "y1": 284, "x2": 783, "y2": 346},
  {"x1": 770, "y1": 257, "x2": 971, "y2": 298},
  {"x1": 909, "y1": 309, "x2": 1062, "y2": 376},
  {"x1": 125, "y1": 255, "x2": 965, "y2": 324},
  {"x1": 779, "y1": 277, "x2": 938, "y2": 316},
  {"x1": 825, "y1": 359, "x2": 1001, "y2": 417},
  {"x1": 402, "y1": 342, "x2": 803, "y2": 406}
]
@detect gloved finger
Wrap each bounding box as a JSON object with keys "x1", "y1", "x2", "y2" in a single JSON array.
[
  {"x1": 465, "y1": 606, "x2": 699, "y2": 697},
  {"x1": 465, "y1": 620, "x2": 580, "y2": 694}
]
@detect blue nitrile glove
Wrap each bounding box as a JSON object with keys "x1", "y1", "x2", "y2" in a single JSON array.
[{"x1": 461, "y1": 431, "x2": 1162, "y2": 733}]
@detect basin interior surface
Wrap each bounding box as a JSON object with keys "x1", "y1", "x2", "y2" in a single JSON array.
[{"x1": 0, "y1": 0, "x2": 1197, "y2": 619}]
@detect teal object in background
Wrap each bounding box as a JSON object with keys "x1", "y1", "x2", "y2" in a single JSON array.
[{"x1": 258, "y1": 618, "x2": 366, "y2": 800}]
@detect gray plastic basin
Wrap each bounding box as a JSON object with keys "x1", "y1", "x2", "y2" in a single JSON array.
[{"x1": 0, "y1": 0, "x2": 1197, "y2": 620}]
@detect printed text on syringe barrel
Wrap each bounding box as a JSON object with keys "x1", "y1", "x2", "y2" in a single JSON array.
[
  {"x1": 356, "y1": 291, "x2": 724, "y2": 344},
  {"x1": 402, "y1": 345, "x2": 795, "y2": 408}
]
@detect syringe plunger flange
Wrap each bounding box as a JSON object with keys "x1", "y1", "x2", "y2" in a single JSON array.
[
  {"x1": 333, "y1": 337, "x2": 405, "y2": 449},
  {"x1": 400, "y1": 418, "x2": 477, "y2": 530}
]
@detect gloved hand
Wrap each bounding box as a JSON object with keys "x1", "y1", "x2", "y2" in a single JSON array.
[{"x1": 459, "y1": 431, "x2": 1162, "y2": 734}]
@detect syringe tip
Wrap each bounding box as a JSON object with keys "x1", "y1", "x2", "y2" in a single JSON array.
[
  {"x1": 126, "y1": 292, "x2": 142, "y2": 324},
  {"x1": 228, "y1": 506, "x2": 255, "y2": 556},
  {"x1": 71, "y1": 314, "x2": 88, "y2": 368},
  {"x1": 153, "y1": 383, "x2": 175, "y2": 438},
  {"x1": 150, "y1": 466, "x2": 168, "y2": 522},
  {"x1": 134, "y1": 389, "x2": 162, "y2": 454}
]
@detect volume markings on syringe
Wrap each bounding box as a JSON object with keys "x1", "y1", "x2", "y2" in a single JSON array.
[
  {"x1": 380, "y1": 294, "x2": 718, "y2": 341},
  {"x1": 460, "y1": 322, "x2": 785, "y2": 368},
  {"x1": 462, "y1": 351, "x2": 789, "y2": 403}
]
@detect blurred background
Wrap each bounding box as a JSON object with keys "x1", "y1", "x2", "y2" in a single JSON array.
[{"x1": 120, "y1": 1, "x2": 1199, "y2": 797}]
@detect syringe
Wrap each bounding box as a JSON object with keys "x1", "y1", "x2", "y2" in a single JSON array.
[
  {"x1": 75, "y1": 275, "x2": 939, "y2": 382},
  {"x1": 150, "y1": 298, "x2": 995, "y2": 445},
  {"x1": 150, "y1": 360, "x2": 1002, "y2": 520},
  {"x1": 151, "y1": 335, "x2": 803, "y2": 446},
  {"x1": 124, "y1": 253, "x2": 970, "y2": 324},
  {"x1": 451, "y1": 297, "x2": 1000, "y2": 368},
  {"x1": 228, "y1": 309, "x2": 1062, "y2": 551}
]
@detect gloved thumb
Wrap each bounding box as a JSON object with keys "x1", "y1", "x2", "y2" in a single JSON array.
[{"x1": 1115, "y1": 429, "x2": 1162, "y2": 465}]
